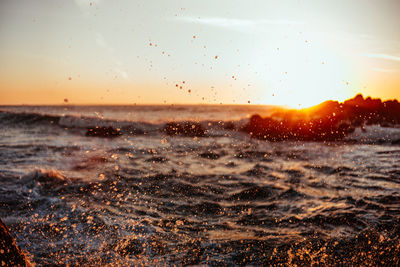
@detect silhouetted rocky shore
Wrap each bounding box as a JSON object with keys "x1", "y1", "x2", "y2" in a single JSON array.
[{"x1": 242, "y1": 94, "x2": 400, "y2": 141}]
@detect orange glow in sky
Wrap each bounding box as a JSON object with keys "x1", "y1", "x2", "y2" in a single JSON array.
[{"x1": 0, "y1": 0, "x2": 399, "y2": 106}]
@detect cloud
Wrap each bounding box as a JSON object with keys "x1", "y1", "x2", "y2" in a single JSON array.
[
  {"x1": 365, "y1": 54, "x2": 400, "y2": 62},
  {"x1": 172, "y1": 16, "x2": 302, "y2": 29}
]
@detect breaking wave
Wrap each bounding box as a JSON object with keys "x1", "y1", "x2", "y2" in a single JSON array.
[{"x1": 1, "y1": 109, "x2": 399, "y2": 143}]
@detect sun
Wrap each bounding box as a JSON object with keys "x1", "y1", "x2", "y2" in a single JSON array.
[
  {"x1": 270, "y1": 80, "x2": 350, "y2": 109},
  {"x1": 259, "y1": 39, "x2": 354, "y2": 108}
]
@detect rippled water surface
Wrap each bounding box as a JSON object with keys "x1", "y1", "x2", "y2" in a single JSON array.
[{"x1": 0, "y1": 106, "x2": 399, "y2": 265}]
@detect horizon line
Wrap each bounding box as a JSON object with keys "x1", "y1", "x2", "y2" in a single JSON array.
[{"x1": 0, "y1": 93, "x2": 399, "y2": 108}]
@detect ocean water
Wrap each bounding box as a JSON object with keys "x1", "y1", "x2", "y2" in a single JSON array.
[{"x1": 0, "y1": 105, "x2": 399, "y2": 265}]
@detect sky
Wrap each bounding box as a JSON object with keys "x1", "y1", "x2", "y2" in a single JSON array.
[{"x1": 0, "y1": 0, "x2": 399, "y2": 107}]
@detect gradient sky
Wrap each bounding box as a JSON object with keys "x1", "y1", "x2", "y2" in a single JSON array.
[{"x1": 0, "y1": 0, "x2": 399, "y2": 107}]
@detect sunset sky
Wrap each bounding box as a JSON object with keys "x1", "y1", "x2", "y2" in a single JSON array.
[{"x1": 0, "y1": 0, "x2": 399, "y2": 107}]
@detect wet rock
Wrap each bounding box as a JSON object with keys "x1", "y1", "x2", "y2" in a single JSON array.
[
  {"x1": 86, "y1": 126, "x2": 122, "y2": 138},
  {"x1": 242, "y1": 94, "x2": 400, "y2": 141},
  {"x1": 163, "y1": 122, "x2": 206, "y2": 137},
  {"x1": 242, "y1": 114, "x2": 355, "y2": 141},
  {"x1": 0, "y1": 219, "x2": 31, "y2": 266}
]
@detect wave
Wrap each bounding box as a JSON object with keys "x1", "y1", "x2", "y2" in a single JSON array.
[
  {"x1": 1, "y1": 162, "x2": 400, "y2": 265},
  {"x1": 0, "y1": 110, "x2": 247, "y2": 136},
  {"x1": 20, "y1": 168, "x2": 70, "y2": 184},
  {"x1": 346, "y1": 125, "x2": 400, "y2": 144},
  {"x1": 1, "y1": 107, "x2": 400, "y2": 143},
  {"x1": 0, "y1": 110, "x2": 157, "y2": 130}
]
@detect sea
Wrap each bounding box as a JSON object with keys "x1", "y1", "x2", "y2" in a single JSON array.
[{"x1": 0, "y1": 105, "x2": 399, "y2": 265}]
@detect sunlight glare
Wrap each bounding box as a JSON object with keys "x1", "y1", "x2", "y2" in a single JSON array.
[{"x1": 263, "y1": 40, "x2": 353, "y2": 108}]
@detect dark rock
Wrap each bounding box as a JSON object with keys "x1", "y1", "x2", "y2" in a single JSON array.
[
  {"x1": 85, "y1": 126, "x2": 122, "y2": 138},
  {"x1": 241, "y1": 94, "x2": 400, "y2": 141},
  {"x1": 0, "y1": 218, "x2": 31, "y2": 266},
  {"x1": 162, "y1": 121, "x2": 206, "y2": 137}
]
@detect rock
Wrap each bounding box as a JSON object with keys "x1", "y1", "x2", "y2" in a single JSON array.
[
  {"x1": 0, "y1": 218, "x2": 31, "y2": 266},
  {"x1": 163, "y1": 122, "x2": 206, "y2": 137},
  {"x1": 241, "y1": 94, "x2": 400, "y2": 141},
  {"x1": 86, "y1": 126, "x2": 122, "y2": 138}
]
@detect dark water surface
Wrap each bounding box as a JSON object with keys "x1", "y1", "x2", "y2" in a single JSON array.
[{"x1": 0, "y1": 106, "x2": 399, "y2": 265}]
